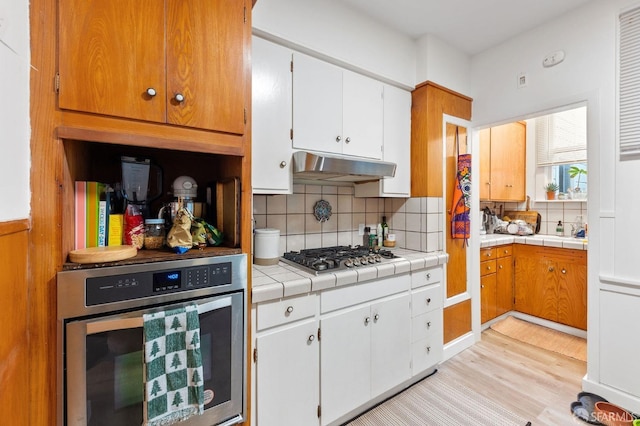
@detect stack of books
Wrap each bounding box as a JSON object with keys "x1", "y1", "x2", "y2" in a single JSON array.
[{"x1": 74, "y1": 181, "x2": 123, "y2": 250}]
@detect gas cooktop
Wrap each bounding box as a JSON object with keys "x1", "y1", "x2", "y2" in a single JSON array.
[{"x1": 281, "y1": 245, "x2": 398, "y2": 274}]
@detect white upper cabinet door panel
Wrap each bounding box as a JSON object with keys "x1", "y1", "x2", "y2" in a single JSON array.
[
  {"x1": 381, "y1": 85, "x2": 411, "y2": 195},
  {"x1": 342, "y1": 70, "x2": 384, "y2": 159},
  {"x1": 292, "y1": 52, "x2": 343, "y2": 153},
  {"x1": 252, "y1": 37, "x2": 293, "y2": 194}
]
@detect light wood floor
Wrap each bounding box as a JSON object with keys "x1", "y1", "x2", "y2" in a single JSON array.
[{"x1": 439, "y1": 328, "x2": 587, "y2": 425}]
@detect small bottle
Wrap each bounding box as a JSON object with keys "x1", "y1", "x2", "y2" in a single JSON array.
[
  {"x1": 377, "y1": 223, "x2": 383, "y2": 248},
  {"x1": 381, "y1": 216, "x2": 389, "y2": 241},
  {"x1": 363, "y1": 227, "x2": 370, "y2": 248},
  {"x1": 556, "y1": 221, "x2": 564, "y2": 236}
]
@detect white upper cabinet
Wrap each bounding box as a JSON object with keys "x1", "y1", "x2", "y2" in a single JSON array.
[
  {"x1": 252, "y1": 37, "x2": 293, "y2": 194},
  {"x1": 355, "y1": 84, "x2": 411, "y2": 197},
  {"x1": 292, "y1": 52, "x2": 383, "y2": 159}
]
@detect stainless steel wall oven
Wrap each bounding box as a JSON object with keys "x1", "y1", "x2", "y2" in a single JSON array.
[{"x1": 57, "y1": 254, "x2": 247, "y2": 426}]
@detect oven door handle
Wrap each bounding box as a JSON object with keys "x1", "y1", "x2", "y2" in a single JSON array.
[{"x1": 85, "y1": 297, "x2": 233, "y2": 334}]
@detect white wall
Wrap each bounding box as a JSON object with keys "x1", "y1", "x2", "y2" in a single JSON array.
[
  {"x1": 252, "y1": 0, "x2": 417, "y2": 88},
  {"x1": 470, "y1": 0, "x2": 640, "y2": 412},
  {"x1": 416, "y1": 34, "x2": 472, "y2": 96},
  {"x1": 0, "y1": 0, "x2": 30, "y2": 221}
]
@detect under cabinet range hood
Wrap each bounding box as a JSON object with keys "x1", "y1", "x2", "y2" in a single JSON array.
[{"x1": 292, "y1": 151, "x2": 396, "y2": 182}]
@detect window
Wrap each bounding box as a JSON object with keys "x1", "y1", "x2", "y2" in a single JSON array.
[
  {"x1": 619, "y1": 6, "x2": 640, "y2": 159},
  {"x1": 534, "y1": 105, "x2": 588, "y2": 198}
]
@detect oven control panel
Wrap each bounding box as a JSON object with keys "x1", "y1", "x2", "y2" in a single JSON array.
[{"x1": 85, "y1": 262, "x2": 232, "y2": 306}]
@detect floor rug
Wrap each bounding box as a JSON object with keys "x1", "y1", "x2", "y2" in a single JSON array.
[
  {"x1": 490, "y1": 316, "x2": 586, "y2": 362},
  {"x1": 346, "y1": 369, "x2": 530, "y2": 426}
]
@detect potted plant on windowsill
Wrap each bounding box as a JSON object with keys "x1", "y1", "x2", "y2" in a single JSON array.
[
  {"x1": 544, "y1": 182, "x2": 559, "y2": 200},
  {"x1": 568, "y1": 166, "x2": 587, "y2": 200}
]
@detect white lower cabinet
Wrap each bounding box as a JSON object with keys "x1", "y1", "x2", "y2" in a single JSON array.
[
  {"x1": 254, "y1": 295, "x2": 320, "y2": 426},
  {"x1": 253, "y1": 268, "x2": 444, "y2": 426},
  {"x1": 410, "y1": 269, "x2": 444, "y2": 375}
]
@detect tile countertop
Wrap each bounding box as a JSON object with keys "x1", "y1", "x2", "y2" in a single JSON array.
[
  {"x1": 480, "y1": 233, "x2": 588, "y2": 250},
  {"x1": 251, "y1": 249, "x2": 449, "y2": 304}
]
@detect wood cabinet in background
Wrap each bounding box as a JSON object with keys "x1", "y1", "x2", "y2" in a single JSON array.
[
  {"x1": 514, "y1": 245, "x2": 587, "y2": 330},
  {"x1": 292, "y1": 52, "x2": 383, "y2": 159},
  {"x1": 480, "y1": 245, "x2": 513, "y2": 323},
  {"x1": 58, "y1": 0, "x2": 247, "y2": 135},
  {"x1": 479, "y1": 122, "x2": 526, "y2": 201},
  {"x1": 411, "y1": 81, "x2": 472, "y2": 197}
]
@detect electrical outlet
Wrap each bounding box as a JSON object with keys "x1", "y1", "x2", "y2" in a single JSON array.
[{"x1": 517, "y1": 72, "x2": 528, "y2": 89}]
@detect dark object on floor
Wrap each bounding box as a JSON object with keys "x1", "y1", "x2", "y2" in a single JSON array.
[{"x1": 571, "y1": 391, "x2": 608, "y2": 424}]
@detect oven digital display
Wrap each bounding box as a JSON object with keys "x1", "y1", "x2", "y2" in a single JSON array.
[{"x1": 153, "y1": 270, "x2": 182, "y2": 292}]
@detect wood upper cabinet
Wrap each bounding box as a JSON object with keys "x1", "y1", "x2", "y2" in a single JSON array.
[
  {"x1": 411, "y1": 81, "x2": 472, "y2": 197},
  {"x1": 479, "y1": 122, "x2": 526, "y2": 201},
  {"x1": 514, "y1": 245, "x2": 587, "y2": 330},
  {"x1": 58, "y1": 0, "x2": 247, "y2": 134}
]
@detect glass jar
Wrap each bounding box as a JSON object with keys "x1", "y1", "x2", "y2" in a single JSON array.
[{"x1": 144, "y1": 219, "x2": 165, "y2": 249}]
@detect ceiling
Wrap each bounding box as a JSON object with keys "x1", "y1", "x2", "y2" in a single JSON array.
[{"x1": 337, "y1": 0, "x2": 594, "y2": 55}]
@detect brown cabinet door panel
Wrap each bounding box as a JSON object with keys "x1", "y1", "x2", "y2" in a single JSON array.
[
  {"x1": 496, "y1": 256, "x2": 513, "y2": 317},
  {"x1": 167, "y1": 0, "x2": 246, "y2": 133},
  {"x1": 514, "y1": 254, "x2": 558, "y2": 322},
  {"x1": 481, "y1": 273, "x2": 497, "y2": 323},
  {"x1": 59, "y1": 0, "x2": 166, "y2": 122},
  {"x1": 557, "y1": 255, "x2": 588, "y2": 330}
]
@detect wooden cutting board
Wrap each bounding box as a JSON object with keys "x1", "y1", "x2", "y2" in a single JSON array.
[
  {"x1": 69, "y1": 245, "x2": 137, "y2": 263},
  {"x1": 504, "y1": 210, "x2": 540, "y2": 232},
  {"x1": 216, "y1": 177, "x2": 241, "y2": 248}
]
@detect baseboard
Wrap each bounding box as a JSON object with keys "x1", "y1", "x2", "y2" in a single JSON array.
[
  {"x1": 443, "y1": 331, "x2": 475, "y2": 361},
  {"x1": 582, "y1": 376, "x2": 640, "y2": 414}
]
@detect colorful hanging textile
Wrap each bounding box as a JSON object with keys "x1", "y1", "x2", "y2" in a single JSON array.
[{"x1": 451, "y1": 127, "x2": 471, "y2": 243}]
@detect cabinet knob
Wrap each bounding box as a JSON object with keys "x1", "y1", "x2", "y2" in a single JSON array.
[
  {"x1": 486, "y1": 252, "x2": 491, "y2": 257},
  {"x1": 345, "y1": 137, "x2": 351, "y2": 144},
  {"x1": 279, "y1": 161, "x2": 287, "y2": 168},
  {"x1": 481, "y1": 284, "x2": 485, "y2": 288},
  {"x1": 499, "y1": 265, "x2": 503, "y2": 270},
  {"x1": 285, "y1": 306, "x2": 294, "y2": 314},
  {"x1": 146, "y1": 87, "x2": 157, "y2": 97},
  {"x1": 426, "y1": 298, "x2": 431, "y2": 305},
  {"x1": 561, "y1": 268, "x2": 567, "y2": 274},
  {"x1": 549, "y1": 266, "x2": 555, "y2": 272},
  {"x1": 336, "y1": 136, "x2": 342, "y2": 142},
  {"x1": 174, "y1": 93, "x2": 185, "y2": 103},
  {"x1": 486, "y1": 266, "x2": 491, "y2": 271},
  {"x1": 426, "y1": 346, "x2": 431, "y2": 354},
  {"x1": 426, "y1": 273, "x2": 431, "y2": 280},
  {"x1": 364, "y1": 317, "x2": 371, "y2": 325},
  {"x1": 426, "y1": 321, "x2": 431, "y2": 329},
  {"x1": 374, "y1": 314, "x2": 379, "y2": 322},
  {"x1": 308, "y1": 334, "x2": 315, "y2": 343}
]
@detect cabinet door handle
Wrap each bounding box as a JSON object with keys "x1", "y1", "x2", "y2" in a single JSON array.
[
  {"x1": 426, "y1": 298, "x2": 431, "y2": 305},
  {"x1": 364, "y1": 317, "x2": 371, "y2": 325},
  {"x1": 561, "y1": 268, "x2": 567, "y2": 274},
  {"x1": 426, "y1": 321, "x2": 431, "y2": 329},
  {"x1": 426, "y1": 346, "x2": 431, "y2": 354},
  {"x1": 345, "y1": 137, "x2": 351, "y2": 144},
  {"x1": 374, "y1": 314, "x2": 379, "y2": 322},
  {"x1": 486, "y1": 266, "x2": 491, "y2": 271},
  {"x1": 146, "y1": 87, "x2": 157, "y2": 97},
  {"x1": 481, "y1": 284, "x2": 485, "y2": 288},
  {"x1": 426, "y1": 273, "x2": 431, "y2": 280},
  {"x1": 549, "y1": 266, "x2": 555, "y2": 272},
  {"x1": 285, "y1": 306, "x2": 294, "y2": 314},
  {"x1": 308, "y1": 334, "x2": 315, "y2": 343},
  {"x1": 279, "y1": 161, "x2": 287, "y2": 168},
  {"x1": 499, "y1": 265, "x2": 503, "y2": 269},
  {"x1": 174, "y1": 93, "x2": 185, "y2": 103},
  {"x1": 336, "y1": 136, "x2": 342, "y2": 142}
]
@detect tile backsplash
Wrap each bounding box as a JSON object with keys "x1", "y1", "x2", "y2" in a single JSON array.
[{"x1": 253, "y1": 184, "x2": 444, "y2": 255}]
